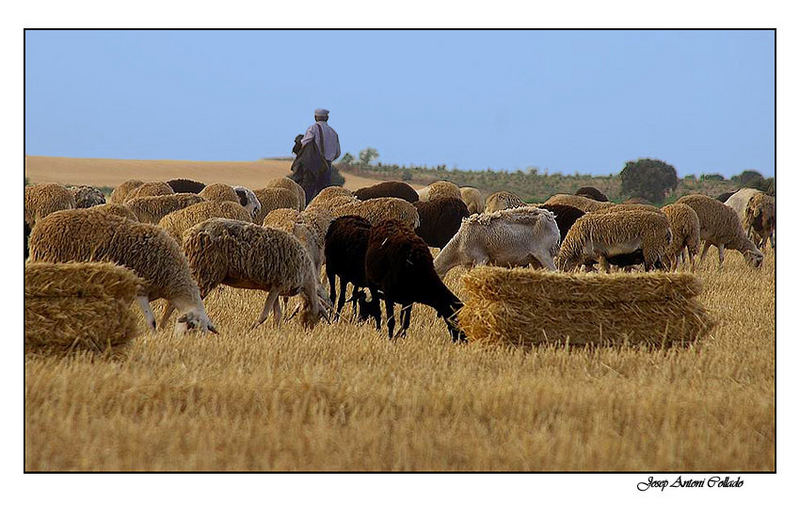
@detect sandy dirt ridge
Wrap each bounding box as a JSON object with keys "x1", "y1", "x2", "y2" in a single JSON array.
[{"x1": 25, "y1": 156, "x2": 425, "y2": 191}]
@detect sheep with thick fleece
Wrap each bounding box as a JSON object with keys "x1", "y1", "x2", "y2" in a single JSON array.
[
  {"x1": 484, "y1": 191, "x2": 526, "y2": 213},
  {"x1": 543, "y1": 193, "x2": 612, "y2": 213},
  {"x1": 124, "y1": 181, "x2": 174, "y2": 202},
  {"x1": 158, "y1": 201, "x2": 252, "y2": 245},
  {"x1": 366, "y1": 220, "x2": 465, "y2": 341},
  {"x1": 575, "y1": 186, "x2": 609, "y2": 202},
  {"x1": 307, "y1": 186, "x2": 354, "y2": 210},
  {"x1": 25, "y1": 183, "x2": 76, "y2": 227},
  {"x1": 27, "y1": 209, "x2": 217, "y2": 335},
  {"x1": 592, "y1": 203, "x2": 661, "y2": 215},
  {"x1": 199, "y1": 183, "x2": 239, "y2": 204},
  {"x1": 434, "y1": 206, "x2": 560, "y2": 277},
  {"x1": 109, "y1": 179, "x2": 144, "y2": 204},
  {"x1": 232, "y1": 186, "x2": 262, "y2": 220},
  {"x1": 124, "y1": 193, "x2": 206, "y2": 224},
  {"x1": 661, "y1": 203, "x2": 701, "y2": 270},
  {"x1": 167, "y1": 178, "x2": 206, "y2": 194},
  {"x1": 677, "y1": 194, "x2": 763, "y2": 268},
  {"x1": 724, "y1": 188, "x2": 761, "y2": 224},
  {"x1": 69, "y1": 185, "x2": 106, "y2": 208},
  {"x1": 331, "y1": 197, "x2": 420, "y2": 229},
  {"x1": 265, "y1": 177, "x2": 306, "y2": 210},
  {"x1": 354, "y1": 181, "x2": 419, "y2": 203},
  {"x1": 459, "y1": 186, "x2": 484, "y2": 214},
  {"x1": 262, "y1": 208, "x2": 323, "y2": 277},
  {"x1": 557, "y1": 210, "x2": 672, "y2": 273},
  {"x1": 88, "y1": 203, "x2": 138, "y2": 221},
  {"x1": 414, "y1": 197, "x2": 470, "y2": 248},
  {"x1": 182, "y1": 218, "x2": 328, "y2": 329},
  {"x1": 417, "y1": 181, "x2": 462, "y2": 202},
  {"x1": 744, "y1": 192, "x2": 775, "y2": 249},
  {"x1": 252, "y1": 187, "x2": 301, "y2": 224}
]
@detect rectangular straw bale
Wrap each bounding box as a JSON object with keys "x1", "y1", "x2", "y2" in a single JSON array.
[
  {"x1": 460, "y1": 266, "x2": 714, "y2": 347},
  {"x1": 25, "y1": 297, "x2": 139, "y2": 350},
  {"x1": 25, "y1": 262, "x2": 142, "y2": 301}
]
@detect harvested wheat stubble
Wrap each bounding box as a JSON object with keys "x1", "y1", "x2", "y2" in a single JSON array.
[
  {"x1": 459, "y1": 267, "x2": 714, "y2": 347},
  {"x1": 25, "y1": 262, "x2": 142, "y2": 350}
]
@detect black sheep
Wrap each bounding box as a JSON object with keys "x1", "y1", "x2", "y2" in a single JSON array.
[
  {"x1": 716, "y1": 191, "x2": 736, "y2": 203},
  {"x1": 414, "y1": 197, "x2": 470, "y2": 248},
  {"x1": 354, "y1": 181, "x2": 419, "y2": 203},
  {"x1": 365, "y1": 219, "x2": 465, "y2": 342},
  {"x1": 166, "y1": 178, "x2": 206, "y2": 194},
  {"x1": 324, "y1": 215, "x2": 381, "y2": 326},
  {"x1": 538, "y1": 203, "x2": 586, "y2": 242},
  {"x1": 575, "y1": 186, "x2": 609, "y2": 202}
]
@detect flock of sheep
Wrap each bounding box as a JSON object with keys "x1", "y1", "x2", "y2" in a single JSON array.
[{"x1": 24, "y1": 176, "x2": 775, "y2": 342}]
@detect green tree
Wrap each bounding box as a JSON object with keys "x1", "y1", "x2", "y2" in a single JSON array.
[
  {"x1": 619, "y1": 158, "x2": 678, "y2": 203},
  {"x1": 700, "y1": 173, "x2": 724, "y2": 181},
  {"x1": 358, "y1": 148, "x2": 379, "y2": 166},
  {"x1": 339, "y1": 153, "x2": 354, "y2": 166},
  {"x1": 733, "y1": 169, "x2": 764, "y2": 187}
]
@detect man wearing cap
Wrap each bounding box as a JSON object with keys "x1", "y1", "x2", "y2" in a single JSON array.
[{"x1": 300, "y1": 108, "x2": 341, "y2": 197}]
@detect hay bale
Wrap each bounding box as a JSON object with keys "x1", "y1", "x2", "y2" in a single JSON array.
[
  {"x1": 459, "y1": 267, "x2": 714, "y2": 347},
  {"x1": 25, "y1": 262, "x2": 142, "y2": 350}
]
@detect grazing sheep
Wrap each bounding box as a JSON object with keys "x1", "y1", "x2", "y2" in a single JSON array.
[
  {"x1": 182, "y1": 218, "x2": 328, "y2": 329},
  {"x1": 159, "y1": 201, "x2": 252, "y2": 245},
  {"x1": 331, "y1": 197, "x2": 420, "y2": 229},
  {"x1": 324, "y1": 215, "x2": 382, "y2": 325},
  {"x1": 109, "y1": 179, "x2": 144, "y2": 204},
  {"x1": 724, "y1": 187, "x2": 762, "y2": 223},
  {"x1": 263, "y1": 208, "x2": 323, "y2": 277},
  {"x1": 557, "y1": 210, "x2": 672, "y2": 273},
  {"x1": 716, "y1": 191, "x2": 736, "y2": 203},
  {"x1": 366, "y1": 219, "x2": 465, "y2": 341},
  {"x1": 252, "y1": 187, "x2": 300, "y2": 224},
  {"x1": 167, "y1": 178, "x2": 206, "y2": 194},
  {"x1": 544, "y1": 193, "x2": 612, "y2": 213},
  {"x1": 69, "y1": 185, "x2": 106, "y2": 208},
  {"x1": 459, "y1": 186, "x2": 484, "y2": 214},
  {"x1": 434, "y1": 206, "x2": 561, "y2": 277},
  {"x1": 661, "y1": 203, "x2": 701, "y2": 270},
  {"x1": 199, "y1": 183, "x2": 239, "y2": 204},
  {"x1": 677, "y1": 194, "x2": 764, "y2": 268},
  {"x1": 27, "y1": 209, "x2": 217, "y2": 335},
  {"x1": 484, "y1": 191, "x2": 526, "y2": 213},
  {"x1": 414, "y1": 197, "x2": 470, "y2": 248},
  {"x1": 232, "y1": 185, "x2": 262, "y2": 220},
  {"x1": 418, "y1": 181, "x2": 462, "y2": 202},
  {"x1": 307, "y1": 186, "x2": 354, "y2": 209},
  {"x1": 537, "y1": 203, "x2": 586, "y2": 242},
  {"x1": 575, "y1": 186, "x2": 609, "y2": 202},
  {"x1": 354, "y1": 181, "x2": 419, "y2": 203},
  {"x1": 25, "y1": 183, "x2": 76, "y2": 227},
  {"x1": 124, "y1": 193, "x2": 206, "y2": 224},
  {"x1": 592, "y1": 203, "x2": 661, "y2": 215},
  {"x1": 124, "y1": 181, "x2": 175, "y2": 202},
  {"x1": 88, "y1": 203, "x2": 138, "y2": 221},
  {"x1": 265, "y1": 177, "x2": 306, "y2": 210},
  {"x1": 744, "y1": 192, "x2": 775, "y2": 249}
]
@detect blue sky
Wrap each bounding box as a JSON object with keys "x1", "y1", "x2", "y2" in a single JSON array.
[{"x1": 25, "y1": 30, "x2": 774, "y2": 177}]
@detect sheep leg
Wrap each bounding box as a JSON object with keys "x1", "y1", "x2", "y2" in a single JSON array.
[
  {"x1": 398, "y1": 304, "x2": 412, "y2": 338},
  {"x1": 717, "y1": 244, "x2": 725, "y2": 268},
  {"x1": 136, "y1": 295, "x2": 157, "y2": 332},
  {"x1": 385, "y1": 298, "x2": 396, "y2": 339},
  {"x1": 159, "y1": 301, "x2": 176, "y2": 329},
  {"x1": 599, "y1": 256, "x2": 610, "y2": 274},
  {"x1": 699, "y1": 242, "x2": 711, "y2": 265},
  {"x1": 337, "y1": 278, "x2": 348, "y2": 318},
  {"x1": 271, "y1": 295, "x2": 283, "y2": 328},
  {"x1": 252, "y1": 290, "x2": 281, "y2": 330},
  {"x1": 327, "y1": 271, "x2": 337, "y2": 312}
]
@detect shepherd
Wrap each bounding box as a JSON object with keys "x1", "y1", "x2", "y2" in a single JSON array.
[{"x1": 290, "y1": 108, "x2": 341, "y2": 204}]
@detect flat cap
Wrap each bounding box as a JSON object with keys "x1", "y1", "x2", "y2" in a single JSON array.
[{"x1": 314, "y1": 108, "x2": 330, "y2": 117}]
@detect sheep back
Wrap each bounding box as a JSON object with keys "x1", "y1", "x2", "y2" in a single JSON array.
[
  {"x1": 69, "y1": 185, "x2": 106, "y2": 208},
  {"x1": 332, "y1": 197, "x2": 420, "y2": 229},
  {"x1": 459, "y1": 187, "x2": 484, "y2": 214},
  {"x1": 199, "y1": 183, "x2": 239, "y2": 204},
  {"x1": 159, "y1": 200, "x2": 252, "y2": 245},
  {"x1": 325, "y1": 215, "x2": 372, "y2": 286},
  {"x1": 124, "y1": 181, "x2": 175, "y2": 202},
  {"x1": 661, "y1": 203, "x2": 701, "y2": 261},
  {"x1": 354, "y1": 181, "x2": 419, "y2": 203},
  {"x1": 414, "y1": 197, "x2": 470, "y2": 248},
  {"x1": 167, "y1": 178, "x2": 206, "y2": 194},
  {"x1": 25, "y1": 183, "x2": 76, "y2": 227},
  {"x1": 252, "y1": 187, "x2": 300, "y2": 224},
  {"x1": 485, "y1": 191, "x2": 526, "y2": 213},
  {"x1": 109, "y1": 179, "x2": 144, "y2": 204},
  {"x1": 575, "y1": 186, "x2": 609, "y2": 202},
  {"x1": 265, "y1": 177, "x2": 306, "y2": 210},
  {"x1": 544, "y1": 193, "x2": 612, "y2": 213},
  {"x1": 124, "y1": 193, "x2": 206, "y2": 224}
]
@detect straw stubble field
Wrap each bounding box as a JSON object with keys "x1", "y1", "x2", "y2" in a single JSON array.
[{"x1": 25, "y1": 248, "x2": 774, "y2": 471}]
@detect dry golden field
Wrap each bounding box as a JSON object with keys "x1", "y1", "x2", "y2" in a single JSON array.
[
  {"x1": 25, "y1": 247, "x2": 774, "y2": 471},
  {"x1": 24, "y1": 155, "x2": 425, "y2": 191}
]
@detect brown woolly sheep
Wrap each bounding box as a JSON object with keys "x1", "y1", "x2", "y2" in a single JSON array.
[
  {"x1": 575, "y1": 186, "x2": 609, "y2": 202},
  {"x1": 199, "y1": 183, "x2": 239, "y2": 204},
  {"x1": 265, "y1": 177, "x2": 307, "y2": 210},
  {"x1": 354, "y1": 181, "x2": 419, "y2": 203},
  {"x1": 557, "y1": 210, "x2": 672, "y2": 273},
  {"x1": 182, "y1": 219, "x2": 328, "y2": 329},
  {"x1": 25, "y1": 183, "x2": 76, "y2": 227},
  {"x1": 413, "y1": 197, "x2": 470, "y2": 248},
  {"x1": 88, "y1": 203, "x2": 139, "y2": 221},
  {"x1": 28, "y1": 209, "x2": 217, "y2": 335},
  {"x1": 166, "y1": 178, "x2": 206, "y2": 194},
  {"x1": 459, "y1": 186, "x2": 484, "y2": 214},
  {"x1": 69, "y1": 185, "x2": 106, "y2": 208},
  {"x1": 366, "y1": 219, "x2": 465, "y2": 341},
  {"x1": 484, "y1": 191, "x2": 526, "y2": 213},
  {"x1": 124, "y1": 193, "x2": 206, "y2": 224},
  {"x1": 331, "y1": 197, "x2": 420, "y2": 229},
  {"x1": 744, "y1": 192, "x2": 775, "y2": 249},
  {"x1": 544, "y1": 193, "x2": 612, "y2": 213},
  {"x1": 418, "y1": 181, "x2": 462, "y2": 202},
  {"x1": 677, "y1": 194, "x2": 763, "y2": 268},
  {"x1": 109, "y1": 179, "x2": 144, "y2": 204},
  {"x1": 252, "y1": 187, "x2": 300, "y2": 224},
  {"x1": 124, "y1": 181, "x2": 174, "y2": 202},
  {"x1": 661, "y1": 203, "x2": 701, "y2": 270},
  {"x1": 158, "y1": 200, "x2": 252, "y2": 245}
]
